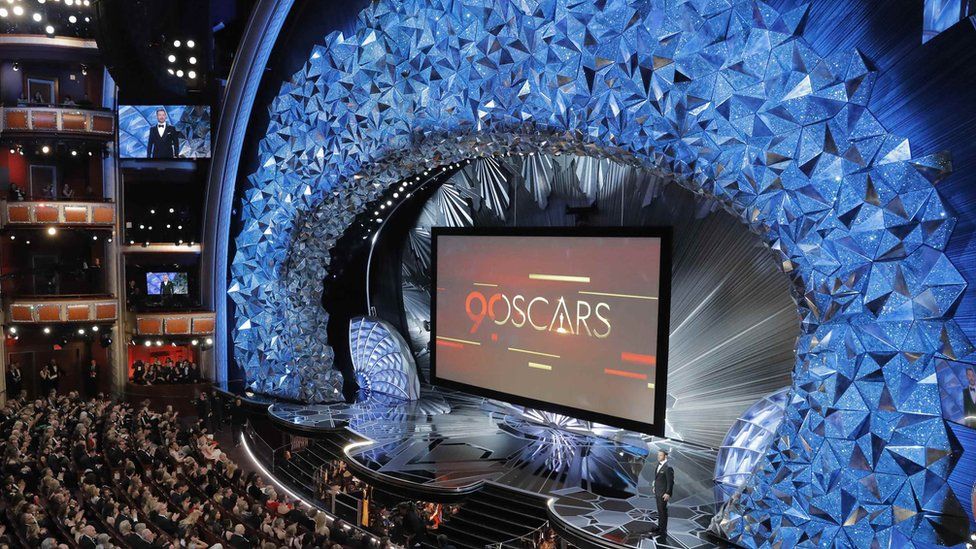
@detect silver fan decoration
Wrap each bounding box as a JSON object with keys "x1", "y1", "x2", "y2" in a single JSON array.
[
  {"x1": 399, "y1": 151, "x2": 798, "y2": 448},
  {"x1": 349, "y1": 316, "x2": 421, "y2": 401}
]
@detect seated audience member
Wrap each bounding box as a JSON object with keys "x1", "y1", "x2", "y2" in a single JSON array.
[{"x1": 9, "y1": 183, "x2": 26, "y2": 201}]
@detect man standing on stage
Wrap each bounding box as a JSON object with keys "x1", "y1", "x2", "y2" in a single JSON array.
[
  {"x1": 146, "y1": 108, "x2": 181, "y2": 158},
  {"x1": 652, "y1": 449, "x2": 674, "y2": 539}
]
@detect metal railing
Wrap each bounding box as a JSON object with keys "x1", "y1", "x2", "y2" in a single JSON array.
[
  {"x1": 243, "y1": 424, "x2": 396, "y2": 548},
  {"x1": 0, "y1": 105, "x2": 115, "y2": 137},
  {"x1": 485, "y1": 521, "x2": 554, "y2": 549}
]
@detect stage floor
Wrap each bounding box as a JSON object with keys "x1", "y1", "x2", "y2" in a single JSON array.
[{"x1": 268, "y1": 386, "x2": 726, "y2": 548}]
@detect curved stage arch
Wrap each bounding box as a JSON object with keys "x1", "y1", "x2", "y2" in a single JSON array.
[{"x1": 214, "y1": 0, "x2": 976, "y2": 546}]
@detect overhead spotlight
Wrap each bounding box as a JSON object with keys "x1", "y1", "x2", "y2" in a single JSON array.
[
  {"x1": 0, "y1": 8, "x2": 8, "y2": 18},
  {"x1": 25, "y1": 240, "x2": 30, "y2": 245},
  {"x1": 12, "y1": 5, "x2": 23, "y2": 16},
  {"x1": 168, "y1": 208, "x2": 175, "y2": 213},
  {"x1": 128, "y1": 240, "x2": 134, "y2": 245},
  {"x1": 91, "y1": 326, "x2": 99, "y2": 332},
  {"x1": 186, "y1": 40, "x2": 195, "y2": 48},
  {"x1": 71, "y1": 150, "x2": 77, "y2": 156},
  {"x1": 92, "y1": 235, "x2": 97, "y2": 241},
  {"x1": 46, "y1": 227, "x2": 57, "y2": 236},
  {"x1": 8, "y1": 147, "x2": 14, "y2": 154},
  {"x1": 176, "y1": 70, "x2": 184, "y2": 77},
  {"x1": 87, "y1": 151, "x2": 92, "y2": 157},
  {"x1": 144, "y1": 340, "x2": 152, "y2": 347},
  {"x1": 8, "y1": 235, "x2": 14, "y2": 241},
  {"x1": 205, "y1": 337, "x2": 213, "y2": 345},
  {"x1": 8, "y1": 327, "x2": 17, "y2": 335},
  {"x1": 69, "y1": 15, "x2": 77, "y2": 24},
  {"x1": 173, "y1": 39, "x2": 181, "y2": 47},
  {"x1": 166, "y1": 224, "x2": 171, "y2": 229},
  {"x1": 44, "y1": 25, "x2": 54, "y2": 35},
  {"x1": 41, "y1": 145, "x2": 50, "y2": 154},
  {"x1": 167, "y1": 54, "x2": 176, "y2": 63},
  {"x1": 32, "y1": 12, "x2": 41, "y2": 22},
  {"x1": 43, "y1": 327, "x2": 51, "y2": 335},
  {"x1": 177, "y1": 225, "x2": 182, "y2": 230},
  {"x1": 189, "y1": 56, "x2": 197, "y2": 65},
  {"x1": 139, "y1": 224, "x2": 144, "y2": 229},
  {"x1": 155, "y1": 340, "x2": 163, "y2": 346},
  {"x1": 77, "y1": 328, "x2": 85, "y2": 335},
  {"x1": 191, "y1": 339, "x2": 199, "y2": 346},
  {"x1": 188, "y1": 71, "x2": 197, "y2": 79},
  {"x1": 149, "y1": 209, "x2": 155, "y2": 214},
  {"x1": 167, "y1": 68, "x2": 174, "y2": 75}
]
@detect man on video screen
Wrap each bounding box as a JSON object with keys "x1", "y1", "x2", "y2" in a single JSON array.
[
  {"x1": 160, "y1": 274, "x2": 175, "y2": 296},
  {"x1": 146, "y1": 109, "x2": 181, "y2": 158}
]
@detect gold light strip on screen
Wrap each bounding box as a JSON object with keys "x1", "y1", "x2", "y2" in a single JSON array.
[
  {"x1": 528, "y1": 362, "x2": 553, "y2": 371},
  {"x1": 528, "y1": 274, "x2": 591, "y2": 283},
  {"x1": 508, "y1": 347, "x2": 560, "y2": 358},
  {"x1": 473, "y1": 283, "x2": 498, "y2": 287},
  {"x1": 436, "y1": 336, "x2": 481, "y2": 346},
  {"x1": 578, "y1": 290, "x2": 658, "y2": 300},
  {"x1": 647, "y1": 383, "x2": 656, "y2": 389}
]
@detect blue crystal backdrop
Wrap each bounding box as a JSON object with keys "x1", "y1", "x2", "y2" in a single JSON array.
[{"x1": 230, "y1": 0, "x2": 976, "y2": 545}]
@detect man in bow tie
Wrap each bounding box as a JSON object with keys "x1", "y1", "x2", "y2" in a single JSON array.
[
  {"x1": 963, "y1": 366, "x2": 976, "y2": 428},
  {"x1": 146, "y1": 108, "x2": 181, "y2": 158},
  {"x1": 651, "y1": 449, "x2": 674, "y2": 539}
]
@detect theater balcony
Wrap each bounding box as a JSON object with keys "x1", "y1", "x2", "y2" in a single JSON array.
[
  {"x1": 6, "y1": 295, "x2": 117, "y2": 324},
  {"x1": 134, "y1": 311, "x2": 215, "y2": 339},
  {"x1": 1, "y1": 199, "x2": 115, "y2": 228},
  {"x1": 0, "y1": 105, "x2": 115, "y2": 139}
]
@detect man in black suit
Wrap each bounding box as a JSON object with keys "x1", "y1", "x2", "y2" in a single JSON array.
[
  {"x1": 146, "y1": 109, "x2": 181, "y2": 158},
  {"x1": 652, "y1": 449, "x2": 674, "y2": 538},
  {"x1": 159, "y1": 274, "x2": 175, "y2": 296},
  {"x1": 963, "y1": 366, "x2": 976, "y2": 428}
]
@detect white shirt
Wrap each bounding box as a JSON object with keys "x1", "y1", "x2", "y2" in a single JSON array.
[
  {"x1": 968, "y1": 386, "x2": 976, "y2": 403},
  {"x1": 656, "y1": 459, "x2": 667, "y2": 474},
  {"x1": 157, "y1": 123, "x2": 167, "y2": 137}
]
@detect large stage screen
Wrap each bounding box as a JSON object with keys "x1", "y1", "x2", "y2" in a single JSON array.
[{"x1": 431, "y1": 227, "x2": 671, "y2": 434}]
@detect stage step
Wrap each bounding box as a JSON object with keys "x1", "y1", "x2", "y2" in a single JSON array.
[{"x1": 435, "y1": 483, "x2": 548, "y2": 549}]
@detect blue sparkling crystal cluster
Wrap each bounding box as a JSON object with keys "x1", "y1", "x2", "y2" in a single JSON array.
[{"x1": 232, "y1": 0, "x2": 975, "y2": 544}]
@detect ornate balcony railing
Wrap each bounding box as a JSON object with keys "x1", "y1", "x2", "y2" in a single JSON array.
[
  {"x1": 0, "y1": 105, "x2": 115, "y2": 138},
  {"x1": 7, "y1": 296, "x2": 118, "y2": 323},
  {"x1": 135, "y1": 312, "x2": 215, "y2": 336},
  {"x1": 1, "y1": 200, "x2": 116, "y2": 227}
]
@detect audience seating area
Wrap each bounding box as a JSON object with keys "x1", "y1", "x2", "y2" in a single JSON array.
[{"x1": 0, "y1": 392, "x2": 389, "y2": 549}]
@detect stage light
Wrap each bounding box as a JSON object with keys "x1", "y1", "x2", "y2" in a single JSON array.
[
  {"x1": 41, "y1": 145, "x2": 50, "y2": 154},
  {"x1": 191, "y1": 339, "x2": 199, "y2": 346},
  {"x1": 8, "y1": 235, "x2": 13, "y2": 241},
  {"x1": 45, "y1": 25, "x2": 54, "y2": 34},
  {"x1": 87, "y1": 151, "x2": 92, "y2": 157},
  {"x1": 32, "y1": 13, "x2": 41, "y2": 22},
  {"x1": 166, "y1": 224, "x2": 171, "y2": 229},
  {"x1": 0, "y1": 8, "x2": 7, "y2": 18},
  {"x1": 69, "y1": 15, "x2": 77, "y2": 23},
  {"x1": 77, "y1": 328, "x2": 85, "y2": 335},
  {"x1": 139, "y1": 224, "x2": 145, "y2": 229},
  {"x1": 43, "y1": 327, "x2": 51, "y2": 335},
  {"x1": 91, "y1": 326, "x2": 99, "y2": 332},
  {"x1": 176, "y1": 70, "x2": 184, "y2": 77},
  {"x1": 168, "y1": 208, "x2": 174, "y2": 213},
  {"x1": 155, "y1": 340, "x2": 163, "y2": 346},
  {"x1": 144, "y1": 340, "x2": 152, "y2": 347},
  {"x1": 186, "y1": 40, "x2": 195, "y2": 48},
  {"x1": 47, "y1": 227, "x2": 57, "y2": 236},
  {"x1": 92, "y1": 235, "x2": 97, "y2": 241},
  {"x1": 8, "y1": 327, "x2": 16, "y2": 335},
  {"x1": 150, "y1": 209, "x2": 156, "y2": 214},
  {"x1": 71, "y1": 150, "x2": 77, "y2": 156},
  {"x1": 205, "y1": 338, "x2": 213, "y2": 345},
  {"x1": 167, "y1": 68, "x2": 174, "y2": 75},
  {"x1": 189, "y1": 57, "x2": 197, "y2": 65},
  {"x1": 12, "y1": 5, "x2": 23, "y2": 16},
  {"x1": 168, "y1": 54, "x2": 176, "y2": 63},
  {"x1": 8, "y1": 147, "x2": 14, "y2": 154},
  {"x1": 25, "y1": 240, "x2": 30, "y2": 245},
  {"x1": 188, "y1": 71, "x2": 197, "y2": 79},
  {"x1": 173, "y1": 39, "x2": 181, "y2": 47},
  {"x1": 177, "y1": 225, "x2": 182, "y2": 230}
]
